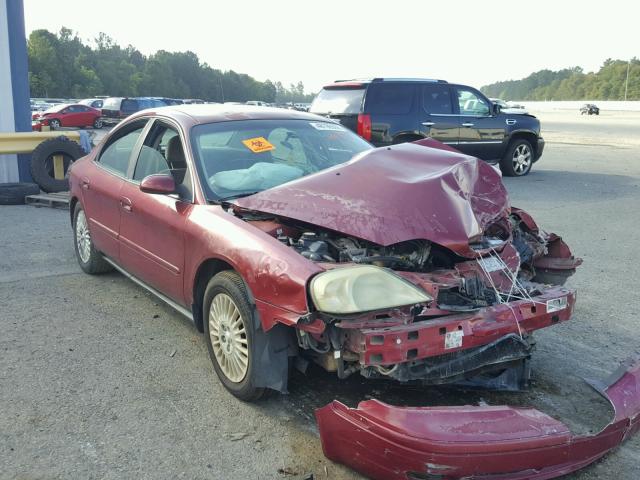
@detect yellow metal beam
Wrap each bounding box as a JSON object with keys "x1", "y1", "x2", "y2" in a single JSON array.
[
  {"x1": 0, "y1": 131, "x2": 81, "y2": 154},
  {"x1": 53, "y1": 155, "x2": 65, "y2": 180}
]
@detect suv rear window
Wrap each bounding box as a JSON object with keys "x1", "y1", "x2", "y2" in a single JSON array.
[
  {"x1": 102, "y1": 98, "x2": 122, "y2": 110},
  {"x1": 364, "y1": 83, "x2": 415, "y2": 115},
  {"x1": 310, "y1": 88, "x2": 365, "y2": 115}
]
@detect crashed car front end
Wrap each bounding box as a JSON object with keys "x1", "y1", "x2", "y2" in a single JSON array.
[{"x1": 233, "y1": 141, "x2": 582, "y2": 388}]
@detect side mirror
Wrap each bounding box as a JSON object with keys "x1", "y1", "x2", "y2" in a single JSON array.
[
  {"x1": 140, "y1": 173, "x2": 176, "y2": 194},
  {"x1": 492, "y1": 103, "x2": 501, "y2": 115}
]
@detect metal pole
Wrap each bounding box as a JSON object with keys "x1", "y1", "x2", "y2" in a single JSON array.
[{"x1": 624, "y1": 60, "x2": 630, "y2": 101}]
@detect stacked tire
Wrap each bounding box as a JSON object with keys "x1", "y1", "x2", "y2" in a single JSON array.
[
  {"x1": 29, "y1": 136, "x2": 86, "y2": 193},
  {"x1": 0, "y1": 182, "x2": 40, "y2": 205}
]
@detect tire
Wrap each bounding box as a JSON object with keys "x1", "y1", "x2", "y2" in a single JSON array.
[
  {"x1": 500, "y1": 139, "x2": 533, "y2": 177},
  {"x1": 93, "y1": 117, "x2": 103, "y2": 129},
  {"x1": 49, "y1": 118, "x2": 60, "y2": 129},
  {"x1": 0, "y1": 182, "x2": 40, "y2": 205},
  {"x1": 30, "y1": 136, "x2": 86, "y2": 193},
  {"x1": 72, "y1": 203, "x2": 113, "y2": 274},
  {"x1": 203, "y1": 271, "x2": 266, "y2": 402}
]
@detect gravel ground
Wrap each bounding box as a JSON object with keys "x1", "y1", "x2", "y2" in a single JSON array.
[{"x1": 1, "y1": 110, "x2": 639, "y2": 479}]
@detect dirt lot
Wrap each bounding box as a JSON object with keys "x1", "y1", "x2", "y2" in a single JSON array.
[{"x1": 1, "y1": 110, "x2": 639, "y2": 479}]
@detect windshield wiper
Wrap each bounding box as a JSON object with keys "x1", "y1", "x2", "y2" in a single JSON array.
[{"x1": 216, "y1": 191, "x2": 260, "y2": 203}]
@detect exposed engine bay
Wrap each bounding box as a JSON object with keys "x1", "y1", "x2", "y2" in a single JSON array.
[{"x1": 232, "y1": 204, "x2": 582, "y2": 390}]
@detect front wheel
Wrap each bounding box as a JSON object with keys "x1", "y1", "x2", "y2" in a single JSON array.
[
  {"x1": 93, "y1": 117, "x2": 103, "y2": 129},
  {"x1": 49, "y1": 118, "x2": 60, "y2": 129},
  {"x1": 73, "y1": 204, "x2": 113, "y2": 274},
  {"x1": 203, "y1": 271, "x2": 266, "y2": 402},
  {"x1": 500, "y1": 139, "x2": 533, "y2": 177}
]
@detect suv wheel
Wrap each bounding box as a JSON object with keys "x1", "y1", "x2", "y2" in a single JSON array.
[{"x1": 500, "y1": 139, "x2": 533, "y2": 177}]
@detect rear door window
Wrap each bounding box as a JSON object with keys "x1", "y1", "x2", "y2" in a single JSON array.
[
  {"x1": 422, "y1": 84, "x2": 453, "y2": 114},
  {"x1": 365, "y1": 83, "x2": 415, "y2": 115},
  {"x1": 98, "y1": 125, "x2": 145, "y2": 176},
  {"x1": 310, "y1": 88, "x2": 365, "y2": 114}
]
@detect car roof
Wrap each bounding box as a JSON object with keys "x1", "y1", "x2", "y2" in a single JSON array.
[{"x1": 128, "y1": 104, "x2": 330, "y2": 127}]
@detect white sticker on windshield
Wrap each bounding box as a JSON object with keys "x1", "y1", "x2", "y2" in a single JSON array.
[{"x1": 309, "y1": 121, "x2": 344, "y2": 131}]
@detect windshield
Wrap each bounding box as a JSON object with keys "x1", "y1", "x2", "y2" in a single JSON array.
[
  {"x1": 310, "y1": 88, "x2": 365, "y2": 115},
  {"x1": 190, "y1": 119, "x2": 373, "y2": 201}
]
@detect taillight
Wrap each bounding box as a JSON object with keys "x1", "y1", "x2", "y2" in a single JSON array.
[{"x1": 357, "y1": 113, "x2": 371, "y2": 141}]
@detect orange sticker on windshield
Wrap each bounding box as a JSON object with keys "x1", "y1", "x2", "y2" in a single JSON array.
[{"x1": 242, "y1": 137, "x2": 275, "y2": 153}]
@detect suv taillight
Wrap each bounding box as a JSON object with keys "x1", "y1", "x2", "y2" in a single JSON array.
[{"x1": 357, "y1": 113, "x2": 371, "y2": 141}]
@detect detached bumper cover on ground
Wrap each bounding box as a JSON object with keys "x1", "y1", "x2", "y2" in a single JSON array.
[{"x1": 316, "y1": 358, "x2": 640, "y2": 480}]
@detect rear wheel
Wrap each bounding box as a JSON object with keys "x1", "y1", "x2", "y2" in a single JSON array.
[
  {"x1": 93, "y1": 117, "x2": 103, "y2": 129},
  {"x1": 500, "y1": 139, "x2": 533, "y2": 177},
  {"x1": 73, "y1": 204, "x2": 113, "y2": 274},
  {"x1": 203, "y1": 271, "x2": 266, "y2": 402}
]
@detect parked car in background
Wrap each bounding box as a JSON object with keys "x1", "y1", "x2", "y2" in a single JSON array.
[
  {"x1": 69, "y1": 104, "x2": 580, "y2": 403},
  {"x1": 183, "y1": 99, "x2": 205, "y2": 104},
  {"x1": 101, "y1": 97, "x2": 169, "y2": 125},
  {"x1": 246, "y1": 100, "x2": 268, "y2": 106},
  {"x1": 155, "y1": 97, "x2": 184, "y2": 106},
  {"x1": 580, "y1": 103, "x2": 600, "y2": 115},
  {"x1": 489, "y1": 98, "x2": 528, "y2": 114},
  {"x1": 310, "y1": 78, "x2": 545, "y2": 176},
  {"x1": 78, "y1": 98, "x2": 104, "y2": 109},
  {"x1": 32, "y1": 103, "x2": 103, "y2": 129}
]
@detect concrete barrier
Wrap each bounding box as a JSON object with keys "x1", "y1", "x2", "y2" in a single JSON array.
[{"x1": 0, "y1": 131, "x2": 81, "y2": 154}]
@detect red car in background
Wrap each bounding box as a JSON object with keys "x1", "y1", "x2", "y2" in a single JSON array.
[{"x1": 32, "y1": 103, "x2": 103, "y2": 129}]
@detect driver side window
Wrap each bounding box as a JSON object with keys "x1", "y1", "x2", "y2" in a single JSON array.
[{"x1": 457, "y1": 88, "x2": 490, "y2": 116}]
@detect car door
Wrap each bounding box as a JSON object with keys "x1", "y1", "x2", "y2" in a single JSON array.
[
  {"x1": 454, "y1": 86, "x2": 506, "y2": 160},
  {"x1": 416, "y1": 83, "x2": 459, "y2": 146},
  {"x1": 76, "y1": 105, "x2": 93, "y2": 126},
  {"x1": 81, "y1": 120, "x2": 148, "y2": 260},
  {"x1": 118, "y1": 119, "x2": 192, "y2": 303}
]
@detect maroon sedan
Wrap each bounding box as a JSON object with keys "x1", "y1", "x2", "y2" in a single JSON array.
[
  {"x1": 69, "y1": 104, "x2": 583, "y2": 403},
  {"x1": 33, "y1": 103, "x2": 103, "y2": 129}
]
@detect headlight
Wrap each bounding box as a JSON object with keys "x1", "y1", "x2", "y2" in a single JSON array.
[{"x1": 310, "y1": 265, "x2": 432, "y2": 314}]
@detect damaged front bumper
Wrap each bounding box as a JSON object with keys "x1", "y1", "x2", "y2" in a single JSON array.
[
  {"x1": 316, "y1": 357, "x2": 640, "y2": 480},
  {"x1": 339, "y1": 287, "x2": 574, "y2": 384}
]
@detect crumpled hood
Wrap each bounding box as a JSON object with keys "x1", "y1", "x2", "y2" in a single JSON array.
[{"x1": 234, "y1": 142, "x2": 509, "y2": 257}]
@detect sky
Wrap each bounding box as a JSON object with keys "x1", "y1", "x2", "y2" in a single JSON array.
[{"x1": 23, "y1": 0, "x2": 639, "y2": 93}]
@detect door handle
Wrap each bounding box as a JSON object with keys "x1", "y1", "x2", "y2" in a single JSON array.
[
  {"x1": 119, "y1": 196, "x2": 132, "y2": 213},
  {"x1": 81, "y1": 178, "x2": 90, "y2": 190},
  {"x1": 421, "y1": 122, "x2": 435, "y2": 127},
  {"x1": 462, "y1": 122, "x2": 475, "y2": 127}
]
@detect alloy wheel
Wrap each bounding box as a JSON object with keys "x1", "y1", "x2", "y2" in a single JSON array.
[
  {"x1": 512, "y1": 144, "x2": 532, "y2": 175},
  {"x1": 208, "y1": 293, "x2": 249, "y2": 383},
  {"x1": 75, "y1": 210, "x2": 91, "y2": 263}
]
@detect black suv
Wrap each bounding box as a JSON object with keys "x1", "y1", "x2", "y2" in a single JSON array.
[
  {"x1": 101, "y1": 97, "x2": 169, "y2": 125},
  {"x1": 310, "y1": 78, "x2": 544, "y2": 176}
]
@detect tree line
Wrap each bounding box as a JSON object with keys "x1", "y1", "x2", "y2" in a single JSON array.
[
  {"x1": 481, "y1": 59, "x2": 640, "y2": 101},
  {"x1": 28, "y1": 28, "x2": 315, "y2": 103}
]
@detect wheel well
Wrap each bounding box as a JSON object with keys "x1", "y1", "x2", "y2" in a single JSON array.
[
  {"x1": 192, "y1": 258, "x2": 235, "y2": 332},
  {"x1": 69, "y1": 196, "x2": 78, "y2": 225},
  {"x1": 392, "y1": 133, "x2": 424, "y2": 145},
  {"x1": 509, "y1": 132, "x2": 538, "y2": 157}
]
